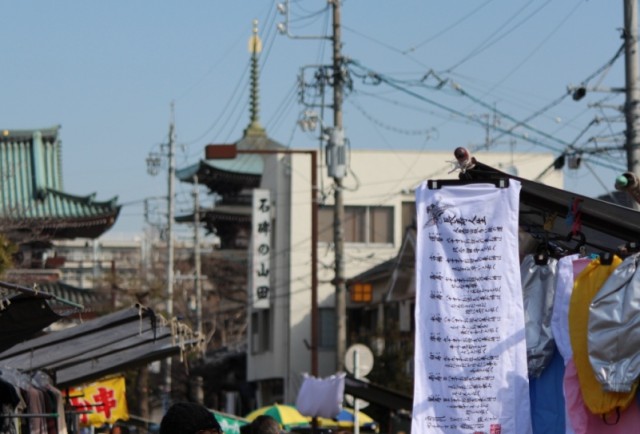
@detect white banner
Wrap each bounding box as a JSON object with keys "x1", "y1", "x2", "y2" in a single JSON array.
[
  {"x1": 412, "y1": 180, "x2": 531, "y2": 434},
  {"x1": 251, "y1": 188, "x2": 271, "y2": 309}
]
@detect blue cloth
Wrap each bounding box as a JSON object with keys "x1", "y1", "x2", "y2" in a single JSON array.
[{"x1": 529, "y1": 350, "x2": 567, "y2": 434}]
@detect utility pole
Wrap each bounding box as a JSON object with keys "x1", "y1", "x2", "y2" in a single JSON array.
[
  {"x1": 146, "y1": 104, "x2": 177, "y2": 409},
  {"x1": 164, "y1": 102, "x2": 177, "y2": 408},
  {"x1": 193, "y1": 175, "x2": 203, "y2": 338},
  {"x1": 331, "y1": 0, "x2": 347, "y2": 372},
  {"x1": 624, "y1": 0, "x2": 640, "y2": 211},
  {"x1": 277, "y1": 0, "x2": 347, "y2": 373}
]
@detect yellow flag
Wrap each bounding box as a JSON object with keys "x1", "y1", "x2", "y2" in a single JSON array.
[{"x1": 66, "y1": 376, "x2": 129, "y2": 426}]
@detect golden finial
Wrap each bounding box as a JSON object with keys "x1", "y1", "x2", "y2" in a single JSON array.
[{"x1": 248, "y1": 19, "x2": 262, "y2": 54}]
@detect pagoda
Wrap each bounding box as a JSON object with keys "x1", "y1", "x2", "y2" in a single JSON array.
[{"x1": 176, "y1": 20, "x2": 284, "y2": 249}]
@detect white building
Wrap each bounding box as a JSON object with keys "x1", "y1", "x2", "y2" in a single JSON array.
[
  {"x1": 173, "y1": 21, "x2": 564, "y2": 410},
  {"x1": 248, "y1": 148, "x2": 562, "y2": 404}
]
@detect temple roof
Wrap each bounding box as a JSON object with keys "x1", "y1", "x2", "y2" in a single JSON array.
[
  {"x1": 175, "y1": 133, "x2": 286, "y2": 192},
  {"x1": 0, "y1": 126, "x2": 120, "y2": 240}
]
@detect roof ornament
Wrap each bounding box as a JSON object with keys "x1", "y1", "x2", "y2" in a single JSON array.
[{"x1": 244, "y1": 19, "x2": 266, "y2": 138}]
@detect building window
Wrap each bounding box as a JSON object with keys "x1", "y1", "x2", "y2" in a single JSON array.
[
  {"x1": 319, "y1": 308, "x2": 336, "y2": 349},
  {"x1": 401, "y1": 201, "x2": 416, "y2": 231},
  {"x1": 351, "y1": 283, "x2": 372, "y2": 303},
  {"x1": 318, "y1": 206, "x2": 394, "y2": 244},
  {"x1": 251, "y1": 309, "x2": 271, "y2": 353}
]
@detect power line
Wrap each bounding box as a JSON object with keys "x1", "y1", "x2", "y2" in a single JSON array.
[
  {"x1": 403, "y1": 0, "x2": 498, "y2": 54},
  {"x1": 348, "y1": 59, "x2": 567, "y2": 154},
  {"x1": 444, "y1": 0, "x2": 550, "y2": 73}
]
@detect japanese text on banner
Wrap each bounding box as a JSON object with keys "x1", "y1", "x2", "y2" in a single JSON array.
[
  {"x1": 252, "y1": 189, "x2": 271, "y2": 309},
  {"x1": 412, "y1": 181, "x2": 532, "y2": 434}
]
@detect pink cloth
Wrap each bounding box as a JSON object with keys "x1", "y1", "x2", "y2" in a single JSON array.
[{"x1": 564, "y1": 359, "x2": 640, "y2": 433}]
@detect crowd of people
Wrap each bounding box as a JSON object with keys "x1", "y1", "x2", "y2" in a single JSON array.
[{"x1": 159, "y1": 402, "x2": 289, "y2": 434}]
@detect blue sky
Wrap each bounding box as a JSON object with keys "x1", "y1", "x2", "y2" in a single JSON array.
[{"x1": 0, "y1": 1, "x2": 627, "y2": 236}]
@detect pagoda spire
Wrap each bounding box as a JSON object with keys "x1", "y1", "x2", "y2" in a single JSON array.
[{"x1": 244, "y1": 19, "x2": 266, "y2": 138}]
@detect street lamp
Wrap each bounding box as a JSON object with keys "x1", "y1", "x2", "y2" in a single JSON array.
[{"x1": 205, "y1": 143, "x2": 319, "y2": 376}]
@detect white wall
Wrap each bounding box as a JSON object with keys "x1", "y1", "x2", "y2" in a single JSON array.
[{"x1": 246, "y1": 149, "x2": 562, "y2": 403}]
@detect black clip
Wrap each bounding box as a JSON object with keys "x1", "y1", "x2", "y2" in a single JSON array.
[
  {"x1": 566, "y1": 231, "x2": 586, "y2": 255},
  {"x1": 599, "y1": 251, "x2": 614, "y2": 265},
  {"x1": 534, "y1": 244, "x2": 550, "y2": 265},
  {"x1": 427, "y1": 178, "x2": 510, "y2": 190},
  {"x1": 626, "y1": 241, "x2": 640, "y2": 253}
]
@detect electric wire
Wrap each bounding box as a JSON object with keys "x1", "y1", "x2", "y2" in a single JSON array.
[
  {"x1": 402, "y1": 0, "x2": 498, "y2": 54},
  {"x1": 347, "y1": 97, "x2": 438, "y2": 137},
  {"x1": 350, "y1": 59, "x2": 624, "y2": 173},
  {"x1": 444, "y1": 0, "x2": 550, "y2": 73},
  {"x1": 482, "y1": 0, "x2": 584, "y2": 93},
  {"x1": 348, "y1": 59, "x2": 567, "y2": 154}
]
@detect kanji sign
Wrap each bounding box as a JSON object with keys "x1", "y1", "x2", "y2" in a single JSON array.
[
  {"x1": 251, "y1": 189, "x2": 271, "y2": 309},
  {"x1": 66, "y1": 376, "x2": 129, "y2": 427}
]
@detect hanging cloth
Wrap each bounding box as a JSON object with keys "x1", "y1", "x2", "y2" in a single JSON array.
[
  {"x1": 521, "y1": 254, "x2": 558, "y2": 377},
  {"x1": 529, "y1": 350, "x2": 569, "y2": 434},
  {"x1": 588, "y1": 252, "x2": 640, "y2": 393},
  {"x1": 412, "y1": 180, "x2": 532, "y2": 434},
  {"x1": 551, "y1": 255, "x2": 593, "y2": 365},
  {"x1": 568, "y1": 256, "x2": 638, "y2": 416},
  {"x1": 549, "y1": 255, "x2": 592, "y2": 434},
  {"x1": 0, "y1": 377, "x2": 25, "y2": 434},
  {"x1": 564, "y1": 359, "x2": 640, "y2": 433},
  {"x1": 295, "y1": 372, "x2": 345, "y2": 418}
]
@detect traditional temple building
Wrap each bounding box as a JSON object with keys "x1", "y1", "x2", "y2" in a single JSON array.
[
  {"x1": 176, "y1": 22, "x2": 283, "y2": 250},
  {"x1": 0, "y1": 125, "x2": 121, "y2": 311},
  {"x1": 175, "y1": 21, "x2": 288, "y2": 412}
]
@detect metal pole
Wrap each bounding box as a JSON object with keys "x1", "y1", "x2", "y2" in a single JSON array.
[
  {"x1": 354, "y1": 349, "x2": 360, "y2": 434},
  {"x1": 310, "y1": 151, "x2": 319, "y2": 377},
  {"x1": 163, "y1": 102, "x2": 176, "y2": 409},
  {"x1": 193, "y1": 175, "x2": 203, "y2": 338},
  {"x1": 624, "y1": 0, "x2": 640, "y2": 211},
  {"x1": 331, "y1": 0, "x2": 347, "y2": 372}
]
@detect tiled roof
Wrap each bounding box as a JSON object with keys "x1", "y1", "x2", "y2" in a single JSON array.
[
  {"x1": 34, "y1": 280, "x2": 109, "y2": 312},
  {"x1": 0, "y1": 126, "x2": 120, "y2": 239},
  {"x1": 176, "y1": 130, "x2": 286, "y2": 190}
]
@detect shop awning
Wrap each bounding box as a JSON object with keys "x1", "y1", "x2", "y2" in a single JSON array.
[
  {"x1": 464, "y1": 159, "x2": 640, "y2": 252},
  {"x1": 0, "y1": 294, "x2": 64, "y2": 353},
  {"x1": 0, "y1": 280, "x2": 86, "y2": 353},
  {"x1": 0, "y1": 305, "x2": 202, "y2": 388}
]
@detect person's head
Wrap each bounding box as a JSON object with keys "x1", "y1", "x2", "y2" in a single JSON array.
[
  {"x1": 160, "y1": 402, "x2": 223, "y2": 434},
  {"x1": 250, "y1": 415, "x2": 283, "y2": 434}
]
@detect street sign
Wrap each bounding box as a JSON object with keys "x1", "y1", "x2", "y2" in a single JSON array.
[{"x1": 345, "y1": 344, "x2": 374, "y2": 377}]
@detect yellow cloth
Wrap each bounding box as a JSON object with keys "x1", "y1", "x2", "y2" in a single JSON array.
[
  {"x1": 66, "y1": 376, "x2": 129, "y2": 426},
  {"x1": 569, "y1": 256, "x2": 637, "y2": 415}
]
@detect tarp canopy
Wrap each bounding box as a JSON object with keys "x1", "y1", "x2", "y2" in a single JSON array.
[
  {"x1": 0, "y1": 305, "x2": 202, "y2": 388},
  {"x1": 0, "y1": 280, "x2": 86, "y2": 353},
  {"x1": 465, "y1": 160, "x2": 640, "y2": 252},
  {"x1": 344, "y1": 375, "x2": 413, "y2": 411},
  {"x1": 0, "y1": 294, "x2": 65, "y2": 353}
]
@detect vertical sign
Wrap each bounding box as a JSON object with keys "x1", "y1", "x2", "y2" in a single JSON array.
[
  {"x1": 412, "y1": 181, "x2": 532, "y2": 434},
  {"x1": 252, "y1": 189, "x2": 271, "y2": 309}
]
